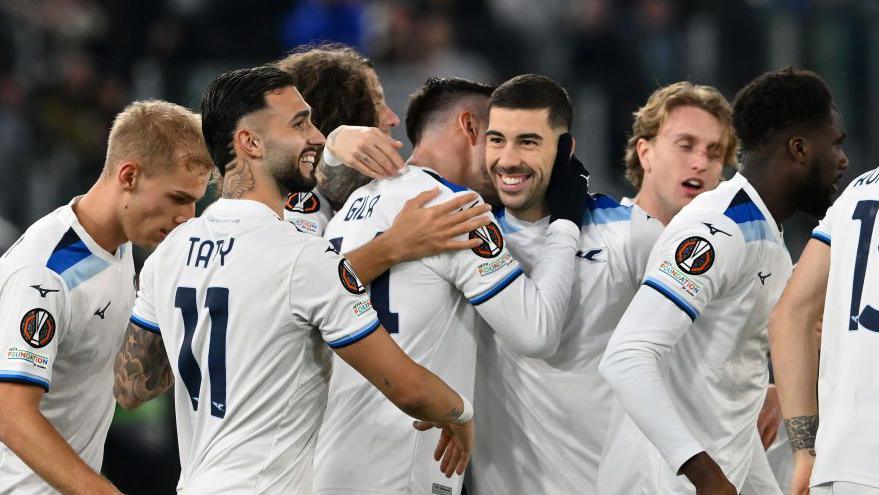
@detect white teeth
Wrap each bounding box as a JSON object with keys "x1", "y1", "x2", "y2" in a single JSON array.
[
  {"x1": 501, "y1": 175, "x2": 525, "y2": 185},
  {"x1": 301, "y1": 155, "x2": 315, "y2": 164},
  {"x1": 684, "y1": 179, "x2": 702, "y2": 187}
]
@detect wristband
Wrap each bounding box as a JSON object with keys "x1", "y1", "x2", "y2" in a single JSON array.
[
  {"x1": 453, "y1": 395, "x2": 473, "y2": 424},
  {"x1": 322, "y1": 145, "x2": 343, "y2": 167}
]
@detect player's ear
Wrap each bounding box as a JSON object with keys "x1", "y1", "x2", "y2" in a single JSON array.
[
  {"x1": 636, "y1": 137, "x2": 652, "y2": 172},
  {"x1": 788, "y1": 136, "x2": 808, "y2": 164},
  {"x1": 234, "y1": 128, "x2": 263, "y2": 160},
  {"x1": 459, "y1": 111, "x2": 479, "y2": 146},
  {"x1": 117, "y1": 161, "x2": 138, "y2": 192},
  {"x1": 569, "y1": 135, "x2": 576, "y2": 157}
]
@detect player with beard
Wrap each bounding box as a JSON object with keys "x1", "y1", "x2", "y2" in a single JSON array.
[
  {"x1": 314, "y1": 76, "x2": 587, "y2": 495},
  {"x1": 116, "y1": 66, "x2": 475, "y2": 493},
  {"x1": 470, "y1": 77, "x2": 737, "y2": 494},
  {"x1": 598, "y1": 68, "x2": 848, "y2": 495},
  {"x1": 275, "y1": 43, "x2": 403, "y2": 235}
]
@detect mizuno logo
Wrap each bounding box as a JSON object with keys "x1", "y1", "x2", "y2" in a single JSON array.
[
  {"x1": 703, "y1": 223, "x2": 732, "y2": 237},
  {"x1": 30, "y1": 285, "x2": 60, "y2": 298},
  {"x1": 94, "y1": 301, "x2": 111, "y2": 319},
  {"x1": 576, "y1": 248, "x2": 606, "y2": 263},
  {"x1": 757, "y1": 272, "x2": 771, "y2": 285}
]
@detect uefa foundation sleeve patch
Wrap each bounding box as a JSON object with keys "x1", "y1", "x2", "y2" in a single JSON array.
[
  {"x1": 338, "y1": 259, "x2": 367, "y2": 295},
  {"x1": 470, "y1": 222, "x2": 505, "y2": 259}
]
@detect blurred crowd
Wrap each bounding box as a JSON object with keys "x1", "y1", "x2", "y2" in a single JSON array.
[{"x1": 0, "y1": 1, "x2": 876, "y2": 490}]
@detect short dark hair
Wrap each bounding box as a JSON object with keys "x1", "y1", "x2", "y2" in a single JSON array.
[
  {"x1": 405, "y1": 77, "x2": 495, "y2": 145},
  {"x1": 200, "y1": 65, "x2": 295, "y2": 175},
  {"x1": 732, "y1": 67, "x2": 833, "y2": 152},
  {"x1": 275, "y1": 43, "x2": 378, "y2": 136},
  {"x1": 489, "y1": 74, "x2": 573, "y2": 130}
]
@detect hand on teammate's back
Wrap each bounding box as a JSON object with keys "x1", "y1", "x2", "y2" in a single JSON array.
[
  {"x1": 412, "y1": 419, "x2": 474, "y2": 478},
  {"x1": 546, "y1": 133, "x2": 589, "y2": 227},
  {"x1": 383, "y1": 188, "x2": 492, "y2": 261},
  {"x1": 680, "y1": 452, "x2": 738, "y2": 495},
  {"x1": 326, "y1": 125, "x2": 405, "y2": 178}
]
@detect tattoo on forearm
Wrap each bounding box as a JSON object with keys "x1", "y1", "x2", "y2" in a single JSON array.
[
  {"x1": 316, "y1": 160, "x2": 369, "y2": 210},
  {"x1": 113, "y1": 323, "x2": 174, "y2": 406},
  {"x1": 444, "y1": 408, "x2": 462, "y2": 420},
  {"x1": 784, "y1": 415, "x2": 819, "y2": 451},
  {"x1": 222, "y1": 159, "x2": 255, "y2": 199}
]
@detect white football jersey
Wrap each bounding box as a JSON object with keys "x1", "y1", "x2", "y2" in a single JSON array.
[
  {"x1": 472, "y1": 194, "x2": 663, "y2": 493},
  {"x1": 283, "y1": 188, "x2": 333, "y2": 236},
  {"x1": 314, "y1": 165, "x2": 578, "y2": 495},
  {"x1": 0, "y1": 200, "x2": 134, "y2": 494},
  {"x1": 809, "y1": 167, "x2": 879, "y2": 489},
  {"x1": 130, "y1": 199, "x2": 379, "y2": 494},
  {"x1": 598, "y1": 173, "x2": 791, "y2": 494}
]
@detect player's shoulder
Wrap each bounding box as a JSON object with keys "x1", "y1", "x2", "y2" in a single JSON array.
[
  {"x1": 836, "y1": 165, "x2": 879, "y2": 202},
  {"x1": 1, "y1": 205, "x2": 77, "y2": 268}
]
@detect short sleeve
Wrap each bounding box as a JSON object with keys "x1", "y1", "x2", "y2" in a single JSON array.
[
  {"x1": 130, "y1": 254, "x2": 160, "y2": 334},
  {"x1": 426, "y1": 211, "x2": 523, "y2": 306},
  {"x1": 0, "y1": 266, "x2": 70, "y2": 391},
  {"x1": 640, "y1": 216, "x2": 746, "y2": 321},
  {"x1": 624, "y1": 206, "x2": 665, "y2": 286},
  {"x1": 289, "y1": 239, "x2": 380, "y2": 348},
  {"x1": 811, "y1": 202, "x2": 834, "y2": 246}
]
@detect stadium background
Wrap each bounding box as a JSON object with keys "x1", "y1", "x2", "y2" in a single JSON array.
[{"x1": 0, "y1": 0, "x2": 874, "y2": 492}]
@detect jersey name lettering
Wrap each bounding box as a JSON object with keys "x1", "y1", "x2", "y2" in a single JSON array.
[
  {"x1": 186, "y1": 237, "x2": 235, "y2": 268},
  {"x1": 344, "y1": 195, "x2": 381, "y2": 221}
]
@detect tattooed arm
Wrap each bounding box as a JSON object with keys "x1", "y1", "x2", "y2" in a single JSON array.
[
  {"x1": 113, "y1": 322, "x2": 174, "y2": 410},
  {"x1": 768, "y1": 239, "x2": 829, "y2": 494}
]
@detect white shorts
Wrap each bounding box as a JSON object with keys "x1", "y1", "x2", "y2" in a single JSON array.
[{"x1": 812, "y1": 482, "x2": 879, "y2": 495}]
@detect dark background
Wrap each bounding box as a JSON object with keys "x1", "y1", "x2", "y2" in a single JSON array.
[{"x1": 1, "y1": 0, "x2": 875, "y2": 492}]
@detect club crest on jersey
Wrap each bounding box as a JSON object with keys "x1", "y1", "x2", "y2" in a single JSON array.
[
  {"x1": 285, "y1": 192, "x2": 321, "y2": 214},
  {"x1": 470, "y1": 222, "x2": 504, "y2": 259},
  {"x1": 20, "y1": 308, "x2": 56, "y2": 348},
  {"x1": 674, "y1": 236, "x2": 714, "y2": 275},
  {"x1": 338, "y1": 259, "x2": 367, "y2": 295}
]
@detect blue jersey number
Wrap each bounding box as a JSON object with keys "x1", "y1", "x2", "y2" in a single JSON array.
[
  {"x1": 328, "y1": 235, "x2": 400, "y2": 333},
  {"x1": 850, "y1": 200, "x2": 879, "y2": 331},
  {"x1": 175, "y1": 286, "x2": 229, "y2": 418}
]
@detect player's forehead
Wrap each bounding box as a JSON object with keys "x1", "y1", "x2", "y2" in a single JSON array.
[
  {"x1": 262, "y1": 86, "x2": 311, "y2": 121},
  {"x1": 487, "y1": 107, "x2": 554, "y2": 136},
  {"x1": 658, "y1": 105, "x2": 725, "y2": 143}
]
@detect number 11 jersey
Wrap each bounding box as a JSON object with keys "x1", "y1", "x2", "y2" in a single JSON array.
[{"x1": 130, "y1": 198, "x2": 380, "y2": 494}]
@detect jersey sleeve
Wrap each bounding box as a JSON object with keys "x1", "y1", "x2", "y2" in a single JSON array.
[
  {"x1": 811, "y1": 203, "x2": 835, "y2": 246},
  {"x1": 0, "y1": 266, "x2": 70, "y2": 391},
  {"x1": 424, "y1": 214, "x2": 580, "y2": 358},
  {"x1": 600, "y1": 214, "x2": 751, "y2": 472},
  {"x1": 130, "y1": 253, "x2": 160, "y2": 334},
  {"x1": 283, "y1": 190, "x2": 331, "y2": 237},
  {"x1": 289, "y1": 239, "x2": 380, "y2": 349},
  {"x1": 639, "y1": 215, "x2": 746, "y2": 321}
]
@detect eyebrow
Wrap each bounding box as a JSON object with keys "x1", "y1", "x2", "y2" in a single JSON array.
[
  {"x1": 172, "y1": 190, "x2": 198, "y2": 202},
  {"x1": 289, "y1": 109, "x2": 311, "y2": 125},
  {"x1": 515, "y1": 133, "x2": 544, "y2": 141}
]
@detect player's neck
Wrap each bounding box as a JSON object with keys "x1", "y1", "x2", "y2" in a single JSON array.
[
  {"x1": 221, "y1": 158, "x2": 285, "y2": 218},
  {"x1": 408, "y1": 137, "x2": 465, "y2": 180},
  {"x1": 75, "y1": 180, "x2": 127, "y2": 253},
  {"x1": 740, "y1": 156, "x2": 796, "y2": 224},
  {"x1": 509, "y1": 199, "x2": 549, "y2": 223},
  {"x1": 632, "y1": 188, "x2": 674, "y2": 225}
]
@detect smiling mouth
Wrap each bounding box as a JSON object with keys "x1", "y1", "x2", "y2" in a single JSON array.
[{"x1": 496, "y1": 172, "x2": 532, "y2": 192}]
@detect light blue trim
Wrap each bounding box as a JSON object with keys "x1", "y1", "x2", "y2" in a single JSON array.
[
  {"x1": 495, "y1": 210, "x2": 520, "y2": 235},
  {"x1": 811, "y1": 231, "x2": 831, "y2": 246},
  {"x1": 327, "y1": 319, "x2": 381, "y2": 348},
  {"x1": 737, "y1": 219, "x2": 773, "y2": 243},
  {"x1": 0, "y1": 370, "x2": 49, "y2": 391},
  {"x1": 59, "y1": 254, "x2": 111, "y2": 290},
  {"x1": 130, "y1": 314, "x2": 161, "y2": 334},
  {"x1": 469, "y1": 267, "x2": 524, "y2": 305},
  {"x1": 643, "y1": 276, "x2": 699, "y2": 321}
]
